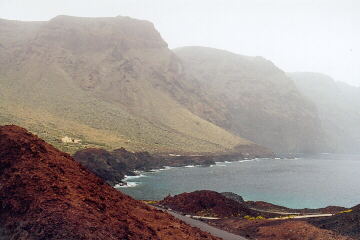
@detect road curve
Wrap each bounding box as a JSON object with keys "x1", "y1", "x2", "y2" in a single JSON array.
[{"x1": 160, "y1": 208, "x2": 248, "y2": 240}]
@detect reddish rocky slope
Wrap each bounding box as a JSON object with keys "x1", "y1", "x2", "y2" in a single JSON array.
[
  {"x1": 0, "y1": 125, "x2": 219, "y2": 240},
  {"x1": 159, "y1": 190, "x2": 258, "y2": 218}
]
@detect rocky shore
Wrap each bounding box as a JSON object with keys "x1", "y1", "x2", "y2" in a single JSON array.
[{"x1": 73, "y1": 146, "x2": 274, "y2": 186}]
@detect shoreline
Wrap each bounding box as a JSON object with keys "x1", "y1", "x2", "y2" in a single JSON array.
[
  {"x1": 74, "y1": 144, "x2": 276, "y2": 187},
  {"x1": 116, "y1": 155, "x2": 356, "y2": 210},
  {"x1": 114, "y1": 155, "x2": 273, "y2": 188}
]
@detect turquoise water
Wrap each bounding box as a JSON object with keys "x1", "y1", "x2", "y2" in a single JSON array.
[{"x1": 119, "y1": 154, "x2": 360, "y2": 209}]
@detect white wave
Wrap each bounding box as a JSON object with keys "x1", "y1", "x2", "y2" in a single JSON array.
[
  {"x1": 184, "y1": 165, "x2": 195, "y2": 168},
  {"x1": 224, "y1": 161, "x2": 231, "y2": 163},
  {"x1": 157, "y1": 166, "x2": 174, "y2": 171},
  {"x1": 238, "y1": 159, "x2": 256, "y2": 163},
  {"x1": 115, "y1": 182, "x2": 139, "y2": 188},
  {"x1": 124, "y1": 174, "x2": 146, "y2": 180}
]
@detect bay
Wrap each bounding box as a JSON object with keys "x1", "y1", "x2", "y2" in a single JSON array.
[{"x1": 120, "y1": 154, "x2": 360, "y2": 209}]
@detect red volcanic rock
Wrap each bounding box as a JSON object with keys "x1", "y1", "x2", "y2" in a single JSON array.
[
  {"x1": 256, "y1": 221, "x2": 353, "y2": 240},
  {"x1": 0, "y1": 125, "x2": 219, "y2": 240},
  {"x1": 160, "y1": 190, "x2": 257, "y2": 218}
]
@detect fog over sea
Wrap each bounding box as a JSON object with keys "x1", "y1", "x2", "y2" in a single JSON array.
[{"x1": 120, "y1": 154, "x2": 360, "y2": 209}]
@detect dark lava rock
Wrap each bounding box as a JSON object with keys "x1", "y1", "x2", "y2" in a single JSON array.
[
  {"x1": 72, "y1": 148, "x2": 129, "y2": 185},
  {"x1": 221, "y1": 192, "x2": 245, "y2": 203},
  {"x1": 73, "y1": 148, "x2": 220, "y2": 185},
  {"x1": 310, "y1": 204, "x2": 360, "y2": 239}
]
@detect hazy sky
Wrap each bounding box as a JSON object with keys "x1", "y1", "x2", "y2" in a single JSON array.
[{"x1": 1, "y1": 0, "x2": 359, "y2": 86}]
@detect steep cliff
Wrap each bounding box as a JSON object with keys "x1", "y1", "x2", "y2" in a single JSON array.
[
  {"x1": 175, "y1": 46, "x2": 325, "y2": 153},
  {"x1": 290, "y1": 72, "x2": 360, "y2": 153}
]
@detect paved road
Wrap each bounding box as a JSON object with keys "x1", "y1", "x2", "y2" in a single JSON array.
[
  {"x1": 249, "y1": 207, "x2": 300, "y2": 215},
  {"x1": 250, "y1": 208, "x2": 334, "y2": 218},
  {"x1": 160, "y1": 208, "x2": 248, "y2": 240},
  {"x1": 292, "y1": 214, "x2": 333, "y2": 219}
]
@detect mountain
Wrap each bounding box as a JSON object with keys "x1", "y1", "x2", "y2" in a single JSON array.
[
  {"x1": 290, "y1": 72, "x2": 360, "y2": 153},
  {"x1": 0, "y1": 125, "x2": 219, "y2": 240},
  {"x1": 174, "y1": 46, "x2": 325, "y2": 153},
  {"x1": 0, "y1": 16, "x2": 256, "y2": 154}
]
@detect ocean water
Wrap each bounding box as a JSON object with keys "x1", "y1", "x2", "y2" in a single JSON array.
[{"x1": 119, "y1": 154, "x2": 360, "y2": 209}]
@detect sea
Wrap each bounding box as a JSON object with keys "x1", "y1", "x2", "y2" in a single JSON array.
[{"x1": 119, "y1": 154, "x2": 360, "y2": 209}]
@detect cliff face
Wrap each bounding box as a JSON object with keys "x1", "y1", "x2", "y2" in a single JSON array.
[
  {"x1": 0, "y1": 16, "x2": 254, "y2": 154},
  {"x1": 174, "y1": 47, "x2": 326, "y2": 153},
  {"x1": 0, "y1": 125, "x2": 219, "y2": 240},
  {"x1": 73, "y1": 147, "x2": 165, "y2": 185},
  {"x1": 290, "y1": 72, "x2": 360, "y2": 153}
]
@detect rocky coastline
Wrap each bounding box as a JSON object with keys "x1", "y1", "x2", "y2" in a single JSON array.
[{"x1": 73, "y1": 146, "x2": 274, "y2": 186}]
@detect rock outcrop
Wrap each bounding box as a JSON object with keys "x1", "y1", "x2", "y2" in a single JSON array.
[
  {"x1": 221, "y1": 192, "x2": 245, "y2": 203},
  {"x1": 0, "y1": 125, "x2": 219, "y2": 240},
  {"x1": 159, "y1": 190, "x2": 258, "y2": 218}
]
